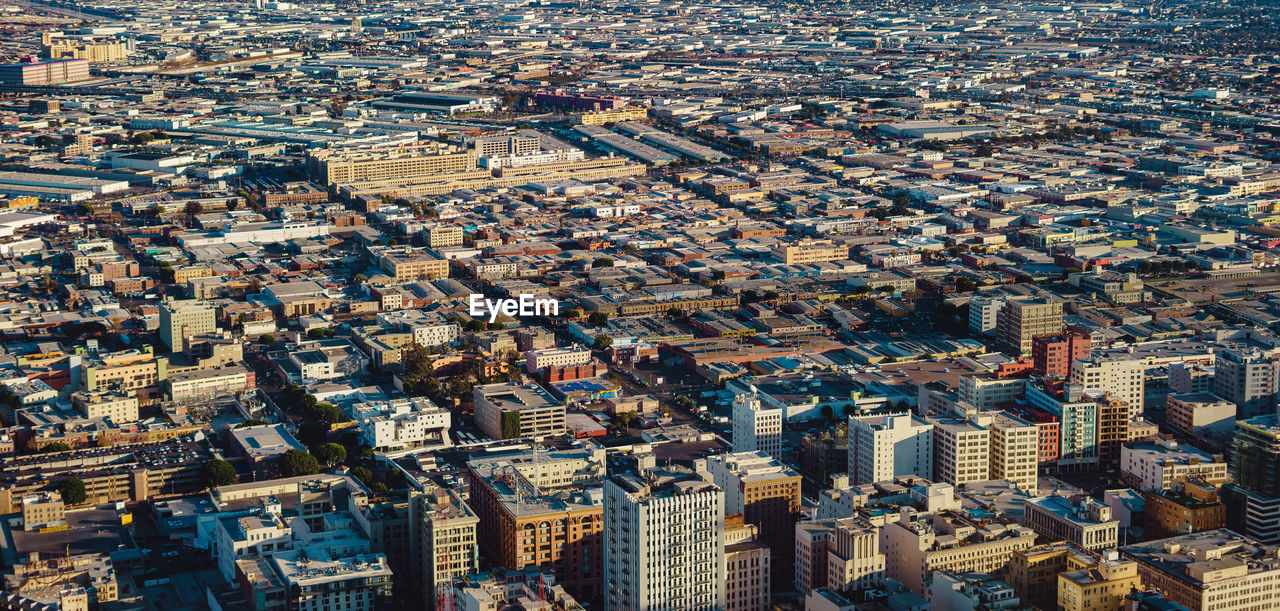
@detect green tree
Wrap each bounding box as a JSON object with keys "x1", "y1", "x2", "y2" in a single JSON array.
[
  {"x1": 259, "y1": 334, "x2": 276, "y2": 347},
  {"x1": 201, "y1": 458, "x2": 238, "y2": 489},
  {"x1": 588, "y1": 312, "x2": 609, "y2": 327},
  {"x1": 41, "y1": 441, "x2": 72, "y2": 453},
  {"x1": 593, "y1": 335, "x2": 613, "y2": 350},
  {"x1": 58, "y1": 477, "x2": 87, "y2": 505},
  {"x1": 280, "y1": 449, "x2": 319, "y2": 477},
  {"x1": 312, "y1": 443, "x2": 347, "y2": 466},
  {"x1": 501, "y1": 411, "x2": 522, "y2": 439},
  {"x1": 955, "y1": 277, "x2": 978, "y2": 292},
  {"x1": 350, "y1": 466, "x2": 374, "y2": 485},
  {"x1": 592, "y1": 257, "x2": 614, "y2": 268}
]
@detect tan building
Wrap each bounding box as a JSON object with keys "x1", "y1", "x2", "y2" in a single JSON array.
[
  {"x1": 1141, "y1": 481, "x2": 1226, "y2": 540},
  {"x1": 411, "y1": 487, "x2": 478, "y2": 605},
  {"x1": 1058, "y1": 555, "x2": 1142, "y2": 611},
  {"x1": 824, "y1": 519, "x2": 885, "y2": 592},
  {"x1": 172, "y1": 266, "x2": 214, "y2": 284},
  {"x1": 309, "y1": 149, "x2": 478, "y2": 184},
  {"x1": 41, "y1": 33, "x2": 128, "y2": 62},
  {"x1": 881, "y1": 508, "x2": 1038, "y2": 596},
  {"x1": 772, "y1": 239, "x2": 850, "y2": 265},
  {"x1": 424, "y1": 224, "x2": 464, "y2": 249},
  {"x1": 988, "y1": 412, "x2": 1040, "y2": 494},
  {"x1": 21, "y1": 492, "x2": 65, "y2": 531},
  {"x1": 997, "y1": 299, "x2": 1062, "y2": 356},
  {"x1": 1166, "y1": 392, "x2": 1236, "y2": 438},
  {"x1": 373, "y1": 246, "x2": 450, "y2": 282},
  {"x1": 159, "y1": 298, "x2": 216, "y2": 351},
  {"x1": 71, "y1": 390, "x2": 139, "y2": 424},
  {"x1": 932, "y1": 419, "x2": 990, "y2": 487},
  {"x1": 707, "y1": 452, "x2": 802, "y2": 580},
  {"x1": 1007, "y1": 542, "x2": 1103, "y2": 611},
  {"x1": 1121, "y1": 529, "x2": 1280, "y2": 611},
  {"x1": 725, "y1": 514, "x2": 771, "y2": 611}
]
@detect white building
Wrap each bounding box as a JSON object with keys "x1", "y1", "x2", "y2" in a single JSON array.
[
  {"x1": 526, "y1": 345, "x2": 593, "y2": 373},
  {"x1": 732, "y1": 392, "x2": 782, "y2": 457},
  {"x1": 375, "y1": 310, "x2": 460, "y2": 347},
  {"x1": 1120, "y1": 439, "x2": 1230, "y2": 491},
  {"x1": 604, "y1": 472, "x2": 725, "y2": 611},
  {"x1": 848, "y1": 414, "x2": 934, "y2": 485},
  {"x1": 1070, "y1": 357, "x2": 1145, "y2": 417},
  {"x1": 967, "y1": 296, "x2": 1006, "y2": 336},
  {"x1": 353, "y1": 397, "x2": 451, "y2": 451}
]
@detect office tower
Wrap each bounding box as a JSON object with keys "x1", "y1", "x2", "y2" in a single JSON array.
[
  {"x1": 931, "y1": 419, "x2": 990, "y2": 487},
  {"x1": 824, "y1": 519, "x2": 885, "y2": 592},
  {"x1": 1222, "y1": 416, "x2": 1280, "y2": 543},
  {"x1": 158, "y1": 298, "x2": 216, "y2": 350},
  {"x1": 603, "y1": 471, "x2": 725, "y2": 611},
  {"x1": 799, "y1": 426, "x2": 848, "y2": 488},
  {"x1": 724, "y1": 514, "x2": 770, "y2": 611},
  {"x1": 1070, "y1": 356, "x2": 1144, "y2": 417},
  {"x1": 848, "y1": 413, "x2": 934, "y2": 485},
  {"x1": 1213, "y1": 347, "x2": 1280, "y2": 419},
  {"x1": 996, "y1": 299, "x2": 1062, "y2": 357},
  {"x1": 706, "y1": 452, "x2": 801, "y2": 581},
  {"x1": 1032, "y1": 330, "x2": 1091, "y2": 378},
  {"x1": 731, "y1": 392, "x2": 782, "y2": 457}
]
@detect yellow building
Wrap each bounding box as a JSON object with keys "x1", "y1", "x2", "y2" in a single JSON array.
[
  {"x1": 308, "y1": 149, "x2": 478, "y2": 184},
  {"x1": 577, "y1": 107, "x2": 650, "y2": 125},
  {"x1": 41, "y1": 33, "x2": 129, "y2": 62},
  {"x1": 772, "y1": 239, "x2": 850, "y2": 265},
  {"x1": 1058, "y1": 556, "x2": 1142, "y2": 611}
]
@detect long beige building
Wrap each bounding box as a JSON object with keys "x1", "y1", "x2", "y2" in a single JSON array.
[
  {"x1": 1122, "y1": 529, "x2": 1280, "y2": 611},
  {"x1": 881, "y1": 508, "x2": 1037, "y2": 596}
]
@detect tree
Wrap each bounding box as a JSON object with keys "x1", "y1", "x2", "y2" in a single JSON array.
[
  {"x1": 666, "y1": 307, "x2": 684, "y2": 318},
  {"x1": 235, "y1": 419, "x2": 269, "y2": 428},
  {"x1": 588, "y1": 312, "x2": 609, "y2": 327},
  {"x1": 184, "y1": 201, "x2": 204, "y2": 217},
  {"x1": 312, "y1": 443, "x2": 347, "y2": 466},
  {"x1": 201, "y1": 459, "x2": 238, "y2": 489},
  {"x1": 280, "y1": 449, "x2": 319, "y2": 477},
  {"x1": 820, "y1": 405, "x2": 834, "y2": 419},
  {"x1": 296, "y1": 420, "x2": 330, "y2": 446},
  {"x1": 593, "y1": 335, "x2": 613, "y2": 350},
  {"x1": 350, "y1": 466, "x2": 374, "y2": 485},
  {"x1": 592, "y1": 257, "x2": 614, "y2": 268},
  {"x1": 58, "y1": 477, "x2": 87, "y2": 505},
  {"x1": 1014, "y1": 274, "x2": 1034, "y2": 284},
  {"x1": 259, "y1": 334, "x2": 276, "y2": 347},
  {"x1": 41, "y1": 441, "x2": 72, "y2": 453},
  {"x1": 955, "y1": 277, "x2": 978, "y2": 292},
  {"x1": 313, "y1": 403, "x2": 342, "y2": 424}
]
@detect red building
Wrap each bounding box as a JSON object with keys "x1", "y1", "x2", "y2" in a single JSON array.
[{"x1": 1031, "y1": 330, "x2": 1092, "y2": 378}]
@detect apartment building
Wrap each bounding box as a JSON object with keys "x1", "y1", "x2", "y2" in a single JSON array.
[
  {"x1": 373, "y1": 246, "x2": 450, "y2": 282},
  {"x1": 824, "y1": 519, "x2": 885, "y2": 592},
  {"x1": 309, "y1": 149, "x2": 478, "y2": 184},
  {"x1": 1166, "y1": 392, "x2": 1235, "y2": 438},
  {"x1": 1057, "y1": 555, "x2": 1142, "y2": 611},
  {"x1": 1120, "y1": 439, "x2": 1229, "y2": 492},
  {"x1": 604, "y1": 471, "x2": 725, "y2": 611},
  {"x1": 848, "y1": 414, "x2": 934, "y2": 485},
  {"x1": 988, "y1": 412, "x2": 1040, "y2": 494},
  {"x1": 1006, "y1": 543, "x2": 1103, "y2": 611},
  {"x1": 958, "y1": 375, "x2": 1025, "y2": 410},
  {"x1": 1142, "y1": 480, "x2": 1226, "y2": 541},
  {"x1": 731, "y1": 393, "x2": 783, "y2": 458},
  {"x1": 1033, "y1": 330, "x2": 1092, "y2": 378},
  {"x1": 772, "y1": 239, "x2": 850, "y2": 265},
  {"x1": 996, "y1": 299, "x2": 1062, "y2": 356},
  {"x1": 71, "y1": 389, "x2": 139, "y2": 424},
  {"x1": 1024, "y1": 495, "x2": 1120, "y2": 551}
]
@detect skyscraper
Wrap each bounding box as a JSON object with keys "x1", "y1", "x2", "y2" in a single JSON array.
[
  {"x1": 604, "y1": 471, "x2": 725, "y2": 611},
  {"x1": 848, "y1": 414, "x2": 934, "y2": 485},
  {"x1": 1213, "y1": 347, "x2": 1280, "y2": 419},
  {"x1": 706, "y1": 452, "x2": 802, "y2": 581},
  {"x1": 1222, "y1": 416, "x2": 1280, "y2": 543},
  {"x1": 158, "y1": 298, "x2": 216, "y2": 351}
]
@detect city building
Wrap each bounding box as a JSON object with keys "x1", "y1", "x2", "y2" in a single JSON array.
[
  {"x1": 159, "y1": 298, "x2": 217, "y2": 351},
  {"x1": 473, "y1": 383, "x2": 566, "y2": 440},
  {"x1": 1121, "y1": 529, "x2": 1280, "y2": 611},
  {"x1": 706, "y1": 452, "x2": 801, "y2": 579},
  {"x1": 997, "y1": 299, "x2": 1062, "y2": 356},
  {"x1": 731, "y1": 392, "x2": 782, "y2": 457},
  {"x1": 1213, "y1": 347, "x2": 1280, "y2": 419},
  {"x1": 1057, "y1": 553, "x2": 1142, "y2": 611},
  {"x1": 848, "y1": 414, "x2": 934, "y2": 485},
  {"x1": 880, "y1": 508, "x2": 1037, "y2": 596},
  {"x1": 603, "y1": 470, "x2": 725, "y2": 611},
  {"x1": 1033, "y1": 330, "x2": 1092, "y2": 378},
  {"x1": 1023, "y1": 495, "x2": 1120, "y2": 551}
]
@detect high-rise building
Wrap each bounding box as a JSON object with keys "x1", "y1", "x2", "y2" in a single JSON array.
[
  {"x1": 1027, "y1": 382, "x2": 1098, "y2": 473},
  {"x1": 988, "y1": 412, "x2": 1040, "y2": 494},
  {"x1": 931, "y1": 419, "x2": 990, "y2": 487},
  {"x1": 968, "y1": 295, "x2": 1007, "y2": 337},
  {"x1": 724, "y1": 514, "x2": 770, "y2": 611},
  {"x1": 706, "y1": 452, "x2": 801, "y2": 581},
  {"x1": 1168, "y1": 362, "x2": 1214, "y2": 395},
  {"x1": 732, "y1": 392, "x2": 782, "y2": 458},
  {"x1": 1122, "y1": 529, "x2": 1280, "y2": 611},
  {"x1": 799, "y1": 426, "x2": 848, "y2": 488},
  {"x1": 1032, "y1": 330, "x2": 1092, "y2": 378},
  {"x1": 158, "y1": 298, "x2": 216, "y2": 351},
  {"x1": 793, "y1": 517, "x2": 886, "y2": 596},
  {"x1": 1096, "y1": 394, "x2": 1131, "y2": 468},
  {"x1": 1213, "y1": 347, "x2": 1280, "y2": 418},
  {"x1": 848, "y1": 414, "x2": 934, "y2": 485},
  {"x1": 410, "y1": 487, "x2": 478, "y2": 610},
  {"x1": 603, "y1": 471, "x2": 725, "y2": 611},
  {"x1": 1071, "y1": 357, "x2": 1144, "y2": 417},
  {"x1": 1223, "y1": 416, "x2": 1280, "y2": 543},
  {"x1": 996, "y1": 299, "x2": 1062, "y2": 357}
]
